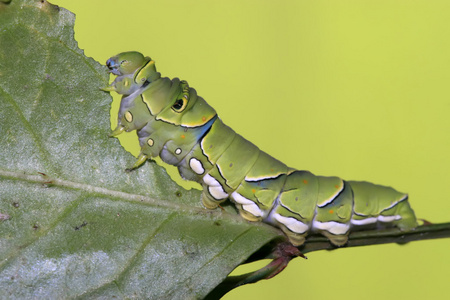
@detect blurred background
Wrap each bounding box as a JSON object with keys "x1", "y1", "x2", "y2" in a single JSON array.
[{"x1": 50, "y1": 1, "x2": 450, "y2": 299}]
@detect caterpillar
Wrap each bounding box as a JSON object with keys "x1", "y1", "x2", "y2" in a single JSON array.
[{"x1": 103, "y1": 51, "x2": 418, "y2": 246}]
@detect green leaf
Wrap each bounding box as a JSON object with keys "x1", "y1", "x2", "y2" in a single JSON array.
[{"x1": 0, "y1": 1, "x2": 281, "y2": 299}]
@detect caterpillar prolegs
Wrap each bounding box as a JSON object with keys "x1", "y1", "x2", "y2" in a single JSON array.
[{"x1": 103, "y1": 51, "x2": 418, "y2": 246}]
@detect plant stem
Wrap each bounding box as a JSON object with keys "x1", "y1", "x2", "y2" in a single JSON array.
[{"x1": 206, "y1": 222, "x2": 450, "y2": 299}]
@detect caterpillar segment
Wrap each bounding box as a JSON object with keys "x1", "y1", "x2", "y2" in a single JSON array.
[{"x1": 104, "y1": 51, "x2": 418, "y2": 246}]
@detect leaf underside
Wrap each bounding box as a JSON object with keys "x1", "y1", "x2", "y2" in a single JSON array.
[{"x1": 0, "y1": 1, "x2": 280, "y2": 299}]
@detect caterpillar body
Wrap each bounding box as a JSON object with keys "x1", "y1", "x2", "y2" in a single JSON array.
[{"x1": 104, "y1": 51, "x2": 417, "y2": 246}]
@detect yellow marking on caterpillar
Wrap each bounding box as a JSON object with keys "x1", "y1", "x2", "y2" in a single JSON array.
[{"x1": 125, "y1": 111, "x2": 133, "y2": 123}]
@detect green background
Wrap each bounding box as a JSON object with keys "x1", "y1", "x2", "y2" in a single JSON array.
[{"x1": 50, "y1": 1, "x2": 449, "y2": 299}]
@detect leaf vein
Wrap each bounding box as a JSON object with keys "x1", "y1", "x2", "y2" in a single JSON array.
[
  {"x1": 0, "y1": 87, "x2": 58, "y2": 175},
  {"x1": 74, "y1": 212, "x2": 178, "y2": 299}
]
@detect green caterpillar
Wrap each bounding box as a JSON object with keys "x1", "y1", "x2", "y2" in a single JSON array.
[{"x1": 103, "y1": 51, "x2": 418, "y2": 246}]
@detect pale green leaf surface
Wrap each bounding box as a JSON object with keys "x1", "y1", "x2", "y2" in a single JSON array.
[{"x1": 0, "y1": 1, "x2": 280, "y2": 299}]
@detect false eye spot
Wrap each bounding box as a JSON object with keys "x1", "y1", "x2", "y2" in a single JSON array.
[
  {"x1": 172, "y1": 99, "x2": 183, "y2": 109},
  {"x1": 171, "y1": 97, "x2": 188, "y2": 112}
]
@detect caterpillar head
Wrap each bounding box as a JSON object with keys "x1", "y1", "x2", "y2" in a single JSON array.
[
  {"x1": 105, "y1": 51, "x2": 160, "y2": 95},
  {"x1": 106, "y1": 51, "x2": 150, "y2": 76}
]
